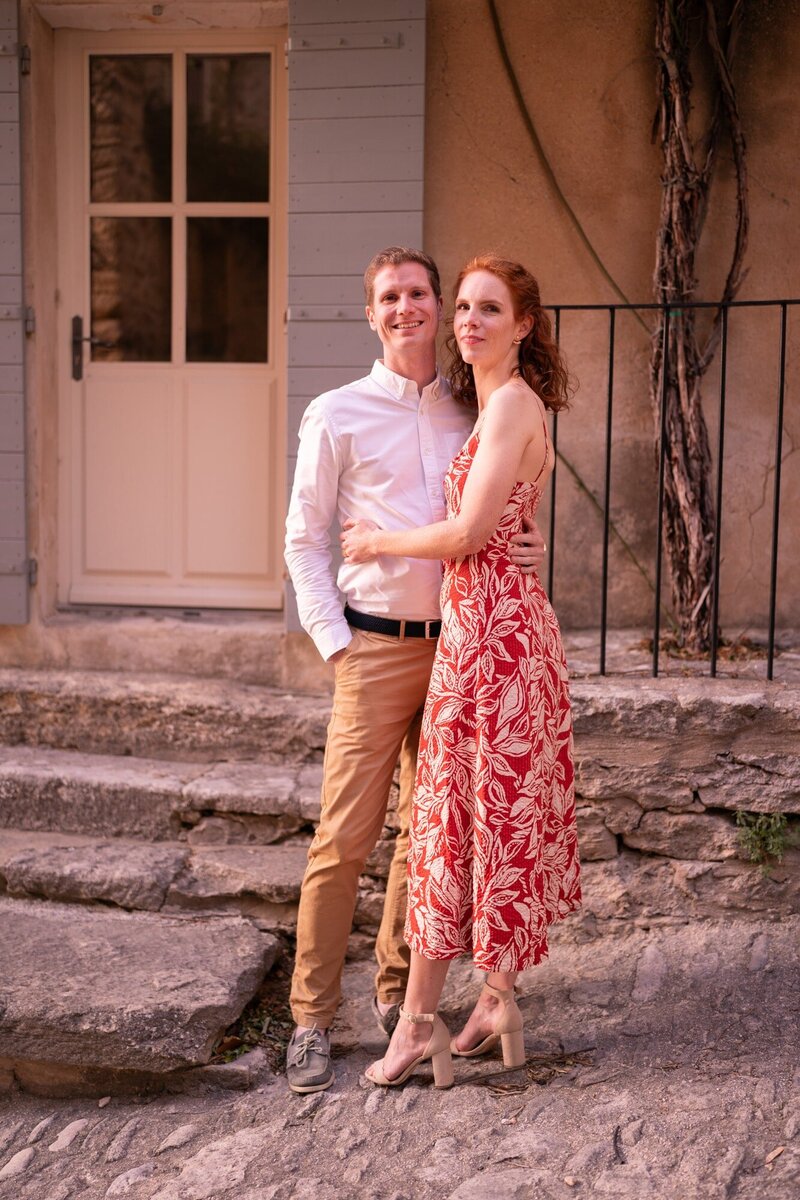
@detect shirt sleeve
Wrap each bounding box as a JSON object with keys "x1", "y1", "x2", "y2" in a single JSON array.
[{"x1": 284, "y1": 400, "x2": 352, "y2": 662}]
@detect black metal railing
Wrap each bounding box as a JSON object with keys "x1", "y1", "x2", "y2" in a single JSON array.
[{"x1": 545, "y1": 299, "x2": 798, "y2": 681}]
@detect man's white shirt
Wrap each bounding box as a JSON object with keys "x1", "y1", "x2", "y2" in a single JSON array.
[{"x1": 285, "y1": 360, "x2": 474, "y2": 661}]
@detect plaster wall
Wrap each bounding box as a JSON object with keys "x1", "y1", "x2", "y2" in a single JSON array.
[{"x1": 424, "y1": 0, "x2": 799, "y2": 633}]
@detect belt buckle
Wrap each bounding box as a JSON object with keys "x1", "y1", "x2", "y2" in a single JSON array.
[
  {"x1": 398, "y1": 618, "x2": 406, "y2": 642},
  {"x1": 424, "y1": 620, "x2": 433, "y2": 639}
]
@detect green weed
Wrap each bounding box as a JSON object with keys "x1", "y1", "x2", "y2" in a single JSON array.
[{"x1": 735, "y1": 811, "x2": 796, "y2": 875}]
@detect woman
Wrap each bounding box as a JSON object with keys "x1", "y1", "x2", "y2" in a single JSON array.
[{"x1": 341, "y1": 256, "x2": 581, "y2": 1088}]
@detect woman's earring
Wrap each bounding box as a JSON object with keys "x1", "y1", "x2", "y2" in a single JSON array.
[{"x1": 513, "y1": 337, "x2": 522, "y2": 345}]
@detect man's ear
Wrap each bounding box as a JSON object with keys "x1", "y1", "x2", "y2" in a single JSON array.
[{"x1": 366, "y1": 304, "x2": 378, "y2": 332}]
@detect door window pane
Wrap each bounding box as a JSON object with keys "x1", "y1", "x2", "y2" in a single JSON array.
[
  {"x1": 90, "y1": 56, "x2": 172, "y2": 202},
  {"x1": 186, "y1": 218, "x2": 268, "y2": 362},
  {"x1": 186, "y1": 55, "x2": 270, "y2": 202},
  {"x1": 91, "y1": 217, "x2": 172, "y2": 361}
]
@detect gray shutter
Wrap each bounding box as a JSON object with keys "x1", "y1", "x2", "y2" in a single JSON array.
[
  {"x1": 0, "y1": 0, "x2": 27, "y2": 625},
  {"x1": 286, "y1": 0, "x2": 426, "y2": 629}
]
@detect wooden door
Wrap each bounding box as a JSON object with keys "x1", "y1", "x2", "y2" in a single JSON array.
[{"x1": 56, "y1": 31, "x2": 286, "y2": 608}]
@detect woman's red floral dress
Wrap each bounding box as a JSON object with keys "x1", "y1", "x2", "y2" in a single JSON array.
[{"x1": 405, "y1": 433, "x2": 581, "y2": 971}]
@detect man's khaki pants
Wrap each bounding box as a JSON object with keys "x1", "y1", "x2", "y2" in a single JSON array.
[{"x1": 290, "y1": 627, "x2": 438, "y2": 1029}]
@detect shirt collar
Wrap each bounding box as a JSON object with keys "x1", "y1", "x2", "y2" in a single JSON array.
[{"x1": 371, "y1": 359, "x2": 443, "y2": 403}]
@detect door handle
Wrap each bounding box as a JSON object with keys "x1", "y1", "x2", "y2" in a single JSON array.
[{"x1": 71, "y1": 315, "x2": 117, "y2": 380}]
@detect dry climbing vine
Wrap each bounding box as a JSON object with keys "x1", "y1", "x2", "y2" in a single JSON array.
[{"x1": 651, "y1": 0, "x2": 749, "y2": 652}]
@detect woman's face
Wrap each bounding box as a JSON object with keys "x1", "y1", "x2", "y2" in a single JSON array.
[{"x1": 454, "y1": 270, "x2": 531, "y2": 370}]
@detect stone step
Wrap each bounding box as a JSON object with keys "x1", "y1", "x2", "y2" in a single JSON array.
[
  {"x1": 0, "y1": 668, "x2": 331, "y2": 763},
  {"x1": 0, "y1": 745, "x2": 323, "y2": 842},
  {"x1": 0, "y1": 896, "x2": 278, "y2": 1089},
  {"x1": 0, "y1": 827, "x2": 311, "y2": 927}
]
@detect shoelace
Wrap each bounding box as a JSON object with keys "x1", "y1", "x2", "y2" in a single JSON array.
[{"x1": 292, "y1": 1030, "x2": 325, "y2": 1066}]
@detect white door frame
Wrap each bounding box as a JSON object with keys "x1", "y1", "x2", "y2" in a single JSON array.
[{"x1": 55, "y1": 27, "x2": 287, "y2": 609}]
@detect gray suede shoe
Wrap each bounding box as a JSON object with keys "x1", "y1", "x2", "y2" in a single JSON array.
[
  {"x1": 371, "y1": 996, "x2": 402, "y2": 1039},
  {"x1": 286, "y1": 1026, "x2": 334, "y2": 1094}
]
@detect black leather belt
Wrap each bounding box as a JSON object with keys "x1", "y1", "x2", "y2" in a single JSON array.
[{"x1": 344, "y1": 604, "x2": 441, "y2": 640}]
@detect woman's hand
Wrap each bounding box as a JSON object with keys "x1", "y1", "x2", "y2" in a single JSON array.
[{"x1": 341, "y1": 518, "x2": 380, "y2": 564}]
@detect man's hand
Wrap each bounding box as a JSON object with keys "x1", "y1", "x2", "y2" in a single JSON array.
[{"x1": 508, "y1": 516, "x2": 546, "y2": 574}]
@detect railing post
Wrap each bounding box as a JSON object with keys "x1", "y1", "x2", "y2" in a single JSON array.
[
  {"x1": 653, "y1": 307, "x2": 670, "y2": 678},
  {"x1": 767, "y1": 302, "x2": 788, "y2": 681},
  {"x1": 710, "y1": 305, "x2": 729, "y2": 677},
  {"x1": 599, "y1": 307, "x2": 615, "y2": 675}
]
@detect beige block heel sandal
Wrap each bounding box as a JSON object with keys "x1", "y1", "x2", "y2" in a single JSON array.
[
  {"x1": 365, "y1": 1007, "x2": 454, "y2": 1089},
  {"x1": 450, "y1": 982, "x2": 526, "y2": 1069}
]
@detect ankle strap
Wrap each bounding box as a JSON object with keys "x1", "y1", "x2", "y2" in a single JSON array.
[
  {"x1": 484, "y1": 982, "x2": 515, "y2": 1001},
  {"x1": 399, "y1": 1005, "x2": 436, "y2": 1024}
]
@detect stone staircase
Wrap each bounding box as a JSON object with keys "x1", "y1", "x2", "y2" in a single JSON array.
[
  {"x1": 2, "y1": 665, "x2": 798, "y2": 1097},
  {"x1": 0, "y1": 668, "x2": 348, "y2": 1096}
]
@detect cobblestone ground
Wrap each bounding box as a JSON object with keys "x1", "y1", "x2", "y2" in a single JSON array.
[{"x1": 1, "y1": 917, "x2": 798, "y2": 1200}]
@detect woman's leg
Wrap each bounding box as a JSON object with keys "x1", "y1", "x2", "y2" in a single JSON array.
[
  {"x1": 453, "y1": 969, "x2": 518, "y2": 1052},
  {"x1": 373, "y1": 951, "x2": 451, "y2": 1081}
]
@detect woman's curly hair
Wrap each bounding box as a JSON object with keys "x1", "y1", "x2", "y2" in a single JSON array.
[{"x1": 446, "y1": 255, "x2": 573, "y2": 412}]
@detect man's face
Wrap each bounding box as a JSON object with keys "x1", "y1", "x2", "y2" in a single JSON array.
[{"x1": 366, "y1": 263, "x2": 442, "y2": 356}]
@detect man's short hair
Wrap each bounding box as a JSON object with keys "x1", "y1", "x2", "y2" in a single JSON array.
[{"x1": 364, "y1": 247, "x2": 442, "y2": 306}]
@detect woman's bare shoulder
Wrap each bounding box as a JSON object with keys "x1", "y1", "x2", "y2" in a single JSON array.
[{"x1": 485, "y1": 379, "x2": 543, "y2": 427}]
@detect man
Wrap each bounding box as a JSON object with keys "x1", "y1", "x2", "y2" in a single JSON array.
[{"x1": 283, "y1": 247, "x2": 546, "y2": 1093}]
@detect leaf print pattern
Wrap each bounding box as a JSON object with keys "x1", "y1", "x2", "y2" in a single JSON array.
[{"x1": 406, "y1": 433, "x2": 582, "y2": 971}]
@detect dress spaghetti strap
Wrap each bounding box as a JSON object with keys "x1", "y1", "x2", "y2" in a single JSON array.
[{"x1": 532, "y1": 408, "x2": 550, "y2": 485}]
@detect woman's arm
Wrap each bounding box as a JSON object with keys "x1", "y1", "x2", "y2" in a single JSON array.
[{"x1": 341, "y1": 387, "x2": 536, "y2": 563}]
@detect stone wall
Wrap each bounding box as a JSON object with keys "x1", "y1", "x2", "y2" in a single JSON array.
[{"x1": 354, "y1": 679, "x2": 800, "y2": 938}]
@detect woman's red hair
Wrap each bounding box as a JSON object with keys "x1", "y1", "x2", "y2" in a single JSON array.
[{"x1": 446, "y1": 255, "x2": 572, "y2": 412}]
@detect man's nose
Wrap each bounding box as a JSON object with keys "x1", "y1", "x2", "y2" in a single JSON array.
[{"x1": 396, "y1": 292, "x2": 414, "y2": 313}]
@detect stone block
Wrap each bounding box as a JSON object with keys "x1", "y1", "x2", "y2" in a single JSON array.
[
  {"x1": 694, "y1": 752, "x2": 800, "y2": 814},
  {"x1": 0, "y1": 897, "x2": 278, "y2": 1073},
  {"x1": 575, "y1": 807, "x2": 618, "y2": 860},
  {"x1": 176, "y1": 843, "x2": 310, "y2": 905},
  {"x1": 577, "y1": 849, "x2": 800, "y2": 925},
  {"x1": 182, "y1": 763, "x2": 299, "y2": 817},
  {"x1": 179, "y1": 1047, "x2": 271, "y2": 1092},
  {"x1": 0, "y1": 746, "x2": 195, "y2": 839},
  {"x1": 0, "y1": 668, "x2": 331, "y2": 763},
  {"x1": 296, "y1": 764, "x2": 324, "y2": 822},
  {"x1": 572, "y1": 679, "x2": 800, "y2": 821},
  {"x1": 3, "y1": 842, "x2": 188, "y2": 910},
  {"x1": 185, "y1": 812, "x2": 303, "y2": 846},
  {"x1": 364, "y1": 834, "x2": 396, "y2": 877},
  {"x1": 353, "y1": 885, "x2": 386, "y2": 931},
  {"x1": 623, "y1": 811, "x2": 739, "y2": 861}
]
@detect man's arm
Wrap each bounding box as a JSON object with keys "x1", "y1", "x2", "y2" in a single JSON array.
[{"x1": 285, "y1": 403, "x2": 351, "y2": 662}]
